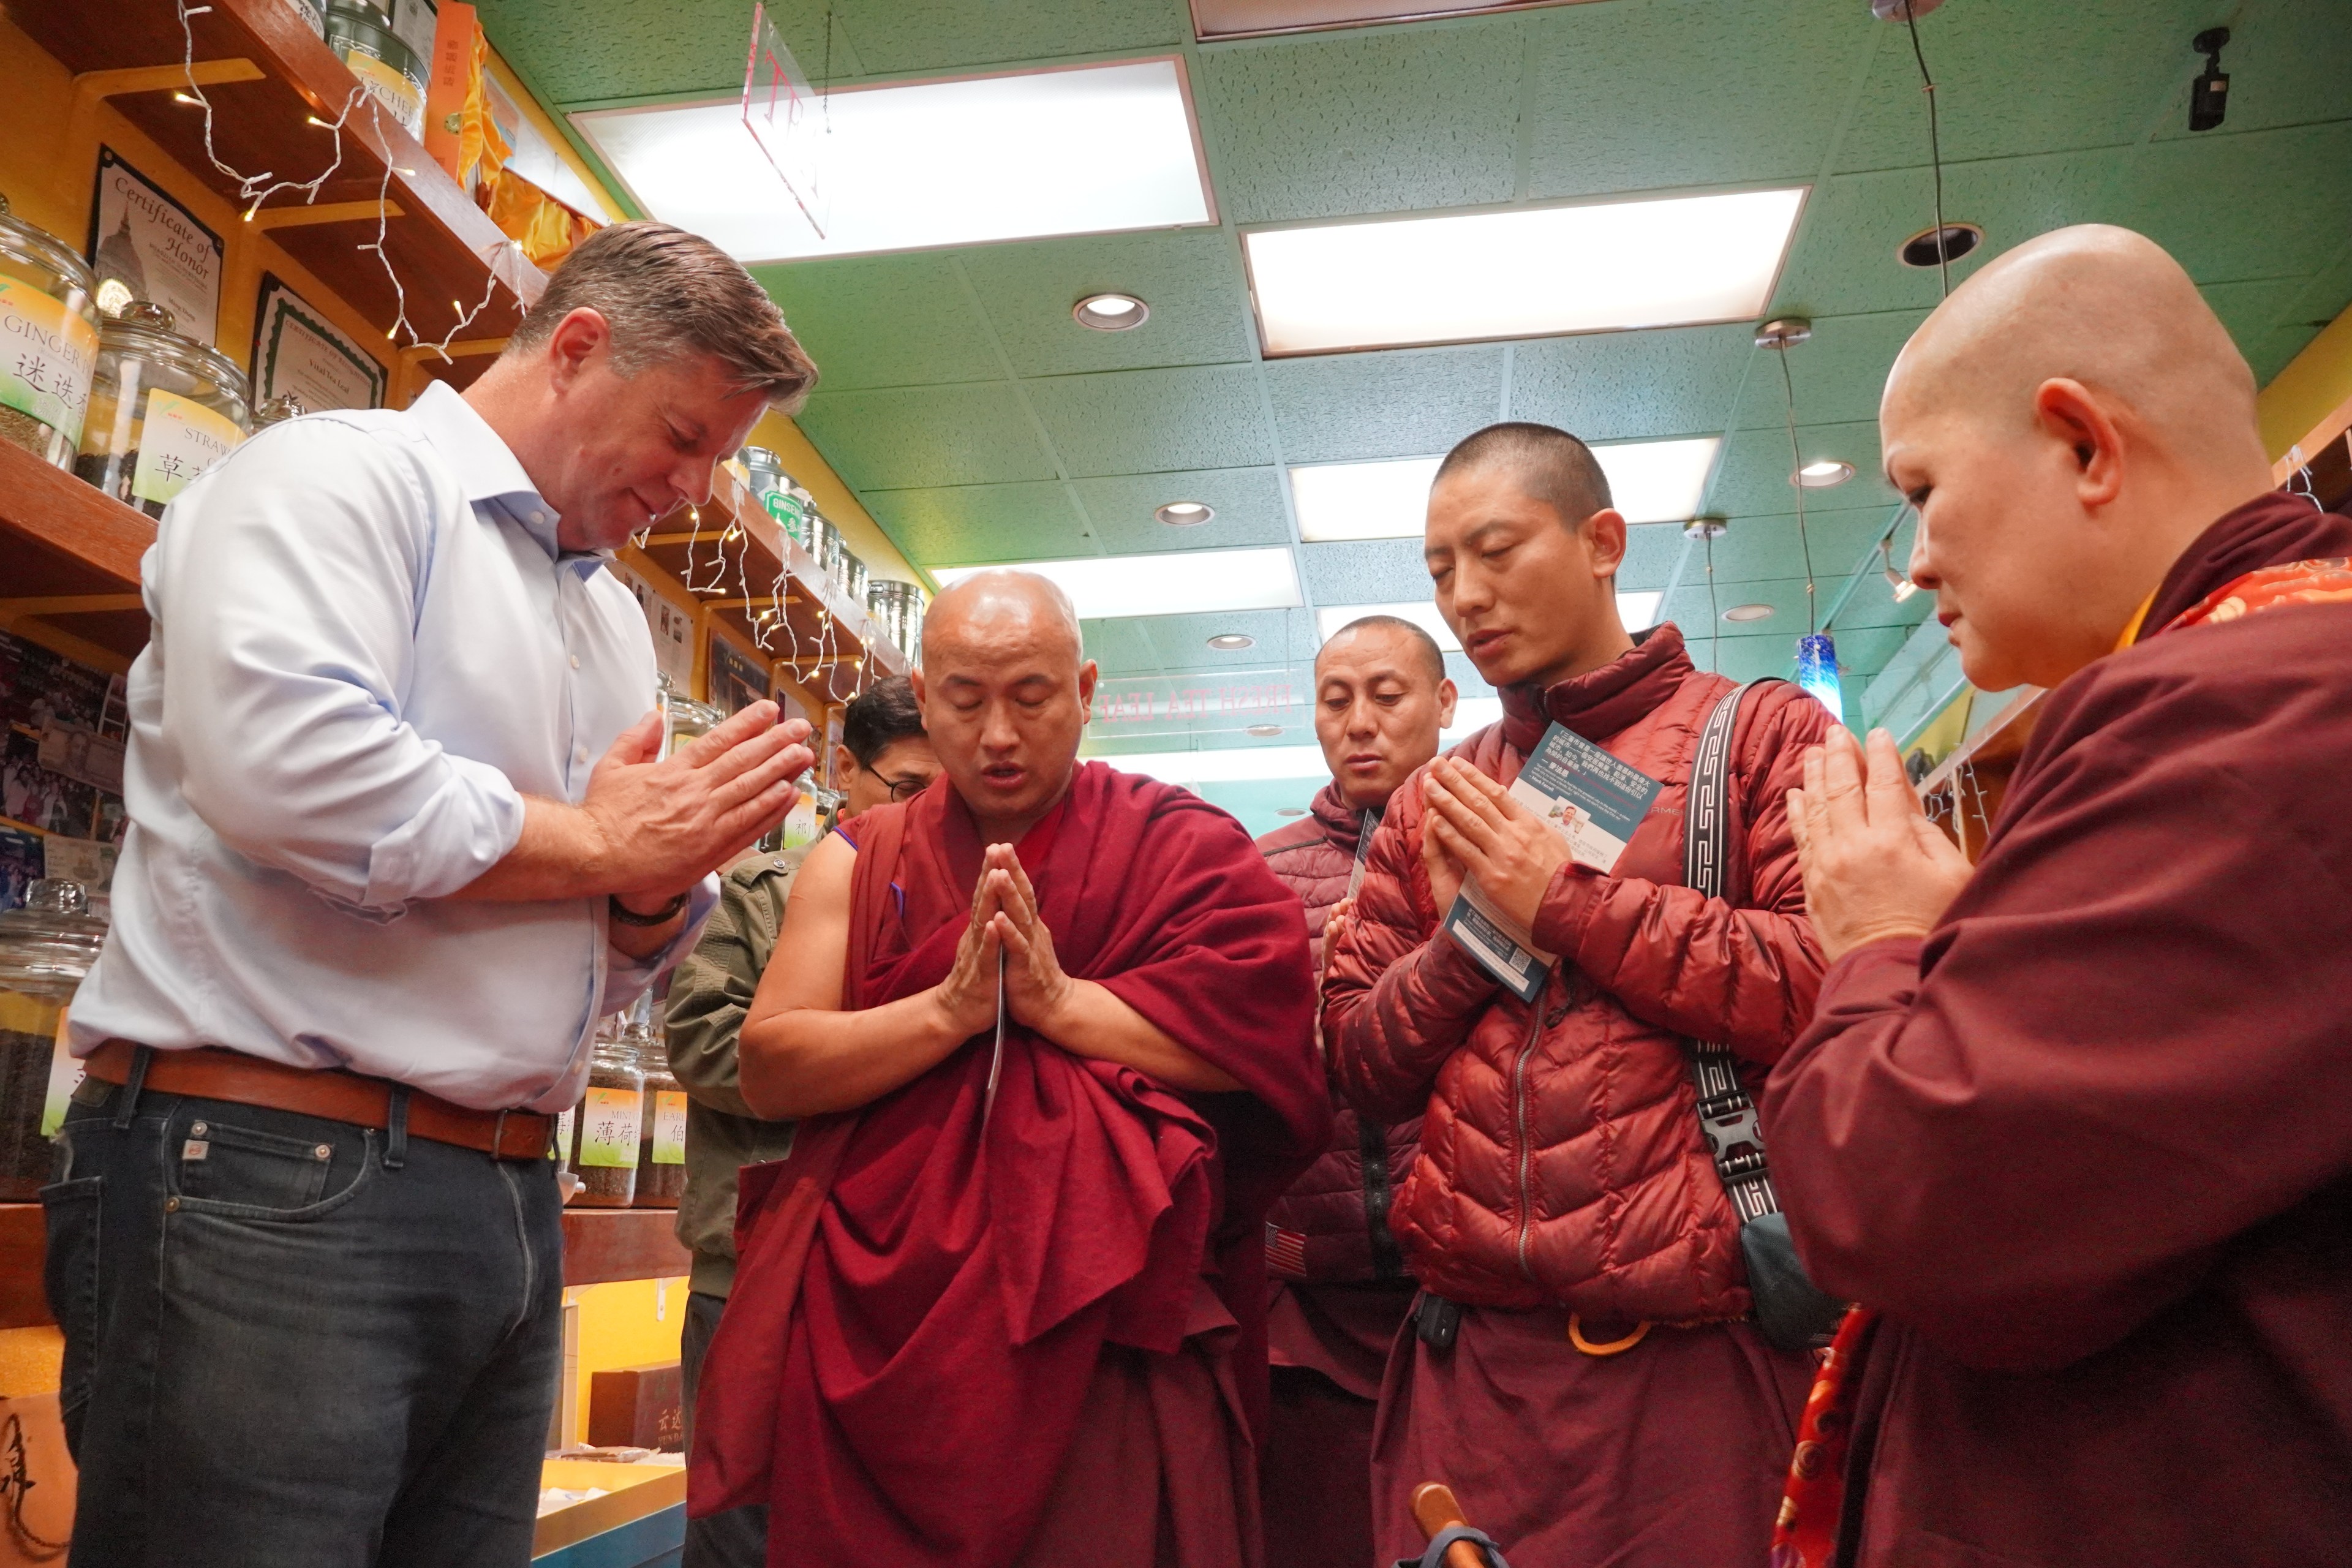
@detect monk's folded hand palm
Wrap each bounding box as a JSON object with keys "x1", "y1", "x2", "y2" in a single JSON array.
[
  {"x1": 1788, "y1": 726, "x2": 1973, "y2": 963},
  {"x1": 1422, "y1": 757, "x2": 1569, "y2": 931},
  {"x1": 982, "y1": 847, "x2": 1077, "y2": 1036},
  {"x1": 933, "y1": 864, "x2": 1006, "y2": 1039}
]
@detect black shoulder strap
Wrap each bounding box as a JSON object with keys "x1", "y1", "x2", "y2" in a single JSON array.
[{"x1": 1684, "y1": 679, "x2": 1788, "y2": 1227}]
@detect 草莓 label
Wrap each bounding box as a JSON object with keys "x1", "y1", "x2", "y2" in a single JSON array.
[
  {"x1": 133, "y1": 389, "x2": 244, "y2": 506},
  {"x1": 652, "y1": 1090, "x2": 688, "y2": 1165},
  {"x1": 0, "y1": 279, "x2": 97, "y2": 446},
  {"x1": 576, "y1": 1087, "x2": 641, "y2": 1168}
]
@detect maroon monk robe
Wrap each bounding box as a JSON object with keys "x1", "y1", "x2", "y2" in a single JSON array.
[
  {"x1": 1762, "y1": 493, "x2": 2352, "y2": 1568},
  {"x1": 691, "y1": 762, "x2": 1327, "y2": 1568}
]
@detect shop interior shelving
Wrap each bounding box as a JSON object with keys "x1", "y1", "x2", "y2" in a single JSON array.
[
  {"x1": 9, "y1": 0, "x2": 544, "y2": 348},
  {"x1": 620, "y1": 465, "x2": 913, "y2": 698},
  {"x1": 1916, "y1": 688, "x2": 2043, "y2": 861}
]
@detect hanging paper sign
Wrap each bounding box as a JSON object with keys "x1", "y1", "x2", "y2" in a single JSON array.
[
  {"x1": 132, "y1": 390, "x2": 244, "y2": 507},
  {"x1": 88, "y1": 149, "x2": 222, "y2": 344},
  {"x1": 707, "y1": 635, "x2": 769, "y2": 717},
  {"x1": 250, "y1": 274, "x2": 386, "y2": 412}
]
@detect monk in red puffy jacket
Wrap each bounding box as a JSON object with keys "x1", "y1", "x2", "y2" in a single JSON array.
[
  {"x1": 1322, "y1": 422, "x2": 1835, "y2": 1568},
  {"x1": 1256, "y1": 613, "x2": 1454, "y2": 1568}
]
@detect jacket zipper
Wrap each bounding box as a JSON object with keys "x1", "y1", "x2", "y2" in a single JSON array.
[{"x1": 1510, "y1": 976, "x2": 1548, "y2": 1282}]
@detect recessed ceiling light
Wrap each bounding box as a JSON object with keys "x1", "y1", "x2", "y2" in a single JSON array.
[
  {"x1": 1206, "y1": 632, "x2": 1254, "y2": 649},
  {"x1": 1074, "y1": 293, "x2": 1149, "y2": 330},
  {"x1": 1243, "y1": 189, "x2": 1806, "y2": 355},
  {"x1": 1724, "y1": 603, "x2": 1774, "y2": 623},
  {"x1": 1155, "y1": 500, "x2": 1214, "y2": 526},
  {"x1": 1245, "y1": 723, "x2": 1284, "y2": 737},
  {"x1": 933, "y1": 548, "x2": 1301, "y2": 620},
  {"x1": 1899, "y1": 222, "x2": 1983, "y2": 270},
  {"x1": 1291, "y1": 437, "x2": 1722, "y2": 542},
  {"x1": 575, "y1": 59, "x2": 1212, "y2": 262},
  {"x1": 1794, "y1": 459, "x2": 1855, "y2": 489},
  {"x1": 1317, "y1": 590, "x2": 1661, "y2": 648}
]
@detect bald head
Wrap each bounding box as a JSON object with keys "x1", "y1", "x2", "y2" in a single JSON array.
[
  {"x1": 1885, "y1": 225, "x2": 2261, "y2": 471},
  {"x1": 1881, "y1": 224, "x2": 2276, "y2": 695},
  {"x1": 912, "y1": 569, "x2": 1098, "y2": 837},
  {"x1": 924, "y1": 568, "x2": 1083, "y2": 668}
]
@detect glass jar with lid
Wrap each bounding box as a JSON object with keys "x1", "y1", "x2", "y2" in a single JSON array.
[
  {"x1": 0, "y1": 194, "x2": 100, "y2": 471},
  {"x1": 630, "y1": 997, "x2": 687, "y2": 1208},
  {"x1": 0, "y1": 881, "x2": 108, "y2": 1200},
  {"x1": 77, "y1": 302, "x2": 251, "y2": 519},
  {"x1": 658, "y1": 673, "x2": 724, "y2": 759},
  {"x1": 570, "y1": 1012, "x2": 643, "y2": 1207},
  {"x1": 251, "y1": 392, "x2": 306, "y2": 431}
]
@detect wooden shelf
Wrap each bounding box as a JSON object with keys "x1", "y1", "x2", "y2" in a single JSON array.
[
  {"x1": 10, "y1": 0, "x2": 543, "y2": 346},
  {"x1": 560, "y1": 1205, "x2": 691, "y2": 1288},
  {"x1": 623, "y1": 466, "x2": 913, "y2": 702},
  {"x1": 0, "y1": 1205, "x2": 48, "y2": 1330},
  {"x1": 0, "y1": 438, "x2": 157, "y2": 666}
]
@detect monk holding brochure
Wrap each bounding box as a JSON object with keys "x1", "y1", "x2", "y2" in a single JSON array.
[
  {"x1": 691, "y1": 570, "x2": 1326, "y2": 1567},
  {"x1": 1323, "y1": 422, "x2": 1834, "y2": 1568}
]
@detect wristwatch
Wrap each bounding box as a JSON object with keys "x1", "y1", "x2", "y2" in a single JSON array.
[{"x1": 608, "y1": 890, "x2": 690, "y2": 927}]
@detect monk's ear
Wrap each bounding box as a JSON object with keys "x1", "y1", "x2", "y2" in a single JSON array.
[
  {"x1": 1582, "y1": 507, "x2": 1629, "y2": 579},
  {"x1": 2033, "y1": 377, "x2": 2127, "y2": 510},
  {"x1": 1435, "y1": 677, "x2": 1458, "y2": 729},
  {"x1": 1076, "y1": 659, "x2": 1098, "y2": 723}
]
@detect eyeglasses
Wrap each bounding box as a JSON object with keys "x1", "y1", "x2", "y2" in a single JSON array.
[{"x1": 883, "y1": 775, "x2": 930, "y2": 802}]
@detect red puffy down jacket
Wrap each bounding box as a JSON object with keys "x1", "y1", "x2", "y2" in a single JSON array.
[
  {"x1": 1254, "y1": 783, "x2": 1418, "y2": 1286},
  {"x1": 1322, "y1": 625, "x2": 1830, "y2": 1322}
]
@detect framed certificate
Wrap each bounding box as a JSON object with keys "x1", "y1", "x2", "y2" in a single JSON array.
[
  {"x1": 88, "y1": 148, "x2": 222, "y2": 344},
  {"x1": 250, "y1": 274, "x2": 387, "y2": 412},
  {"x1": 707, "y1": 633, "x2": 771, "y2": 717}
]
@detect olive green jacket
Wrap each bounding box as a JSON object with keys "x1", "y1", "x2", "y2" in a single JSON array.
[{"x1": 665, "y1": 846, "x2": 805, "y2": 1297}]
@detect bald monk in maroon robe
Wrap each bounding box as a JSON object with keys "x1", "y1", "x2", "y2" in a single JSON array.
[
  {"x1": 1763, "y1": 225, "x2": 2352, "y2": 1567},
  {"x1": 689, "y1": 570, "x2": 1327, "y2": 1567}
]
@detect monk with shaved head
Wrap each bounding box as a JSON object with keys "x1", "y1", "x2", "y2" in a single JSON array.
[
  {"x1": 1760, "y1": 225, "x2": 2352, "y2": 1568},
  {"x1": 689, "y1": 569, "x2": 1325, "y2": 1567}
]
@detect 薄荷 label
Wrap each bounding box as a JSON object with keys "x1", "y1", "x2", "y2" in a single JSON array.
[{"x1": 576, "y1": 1087, "x2": 641, "y2": 1168}]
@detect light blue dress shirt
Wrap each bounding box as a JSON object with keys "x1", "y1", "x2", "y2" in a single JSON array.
[{"x1": 70, "y1": 382, "x2": 717, "y2": 1113}]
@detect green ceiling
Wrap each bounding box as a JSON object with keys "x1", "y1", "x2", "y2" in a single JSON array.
[{"x1": 477, "y1": 0, "x2": 2352, "y2": 826}]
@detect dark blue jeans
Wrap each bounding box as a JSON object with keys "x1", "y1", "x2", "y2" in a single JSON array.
[{"x1": 43, "y1": 1068, "x2": 565, "y2": 1567}]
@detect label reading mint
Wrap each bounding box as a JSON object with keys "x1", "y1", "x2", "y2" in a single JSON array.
[
  {"x1": 576, "y1": 1087, "x2": 641, "y2": 1168},
  {"x1": 133, "y1": 388, "x2": 243, "y2": 506},
  {"x1": 652, "y1": 1090, "x2": 687, "y2": 1165},
  {"x1": 0, "y1": 279, "x2": 97, "y2": 445}
]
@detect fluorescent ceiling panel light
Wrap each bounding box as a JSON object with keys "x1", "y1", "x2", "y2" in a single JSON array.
[
  {"x1": 1191, "y1": 0, "x2": 1581, "y2": 39},
  {"x1": 1317, "y1": 590, "x2": 1662, "y2": 647},
  {"x1": 1245, "y1": 189, "x2": 1806, "y2": 355},
  {"x1": 575, "y1": 59, "x2": 1211, "y2": 262},
  {"x1": 935, "y1": 548, "x2": 1300, "y2": 620},
  {"x1": 1293, "y1": 438, "x2": 1721, "y2": 541}
]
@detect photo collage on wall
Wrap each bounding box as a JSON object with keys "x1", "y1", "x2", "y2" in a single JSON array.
[{"x1": 0, "y1": 629, "x2": 126, "y2": 912}]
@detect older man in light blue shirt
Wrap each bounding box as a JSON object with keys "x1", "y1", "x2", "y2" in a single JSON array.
[{"x1": 48, "y1": 222, "x2": 820, "y2": 1568}]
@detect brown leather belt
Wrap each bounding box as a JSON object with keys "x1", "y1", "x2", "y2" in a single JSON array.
[{"x1": 86, "y1": 1040, "x2": 556, "y2": 1161}]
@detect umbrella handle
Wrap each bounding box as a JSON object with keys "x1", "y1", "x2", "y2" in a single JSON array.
[{"x1": 1411, "y1": 1483, "x2": 1493, "y2": 1568}]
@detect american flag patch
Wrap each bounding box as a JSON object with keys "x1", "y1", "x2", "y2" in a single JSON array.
[{"x1": 1265, "y1": 1222, "x2": 1308, "y2": 1278}]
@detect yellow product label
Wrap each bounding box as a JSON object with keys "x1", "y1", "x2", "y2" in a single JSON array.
[
  {"x1": 39, "y1": 1003, "x2": 80, "y2": 1140},
  {"x1": 576, "y1": 1086, "x2": 641, "y2": 1168},
  {"x1": 551, "y1": 1104, "x2": 575, "y2": 1162},
  {"x1": 341, "y1": 50, "x2": 425, "y2": 140},
  {"x1": 132, "y1": 390, "x2": 244, "y2": 506},
  {"x1": 0, "y1": 279, "x2": 97, "y2": 445},
  {"x1": 652, "y1": 1090, "x2": 687, "y2": 1165}
]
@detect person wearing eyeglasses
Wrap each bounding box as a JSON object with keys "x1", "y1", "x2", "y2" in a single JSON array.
[{"x1": 663, "y1": 674, "x2": 937, "y2": 1568}]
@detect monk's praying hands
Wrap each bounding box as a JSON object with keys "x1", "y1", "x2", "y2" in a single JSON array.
[
  {"x1": 978, "y1": 843, "x2": 1076, "y2": 1032},
  {"x1": 1786, "y1": 725, "x2": 1973, "y2": 963},
  {"x1": 1420, "y1": 754, "x2": 1570, "y2": 929}
]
